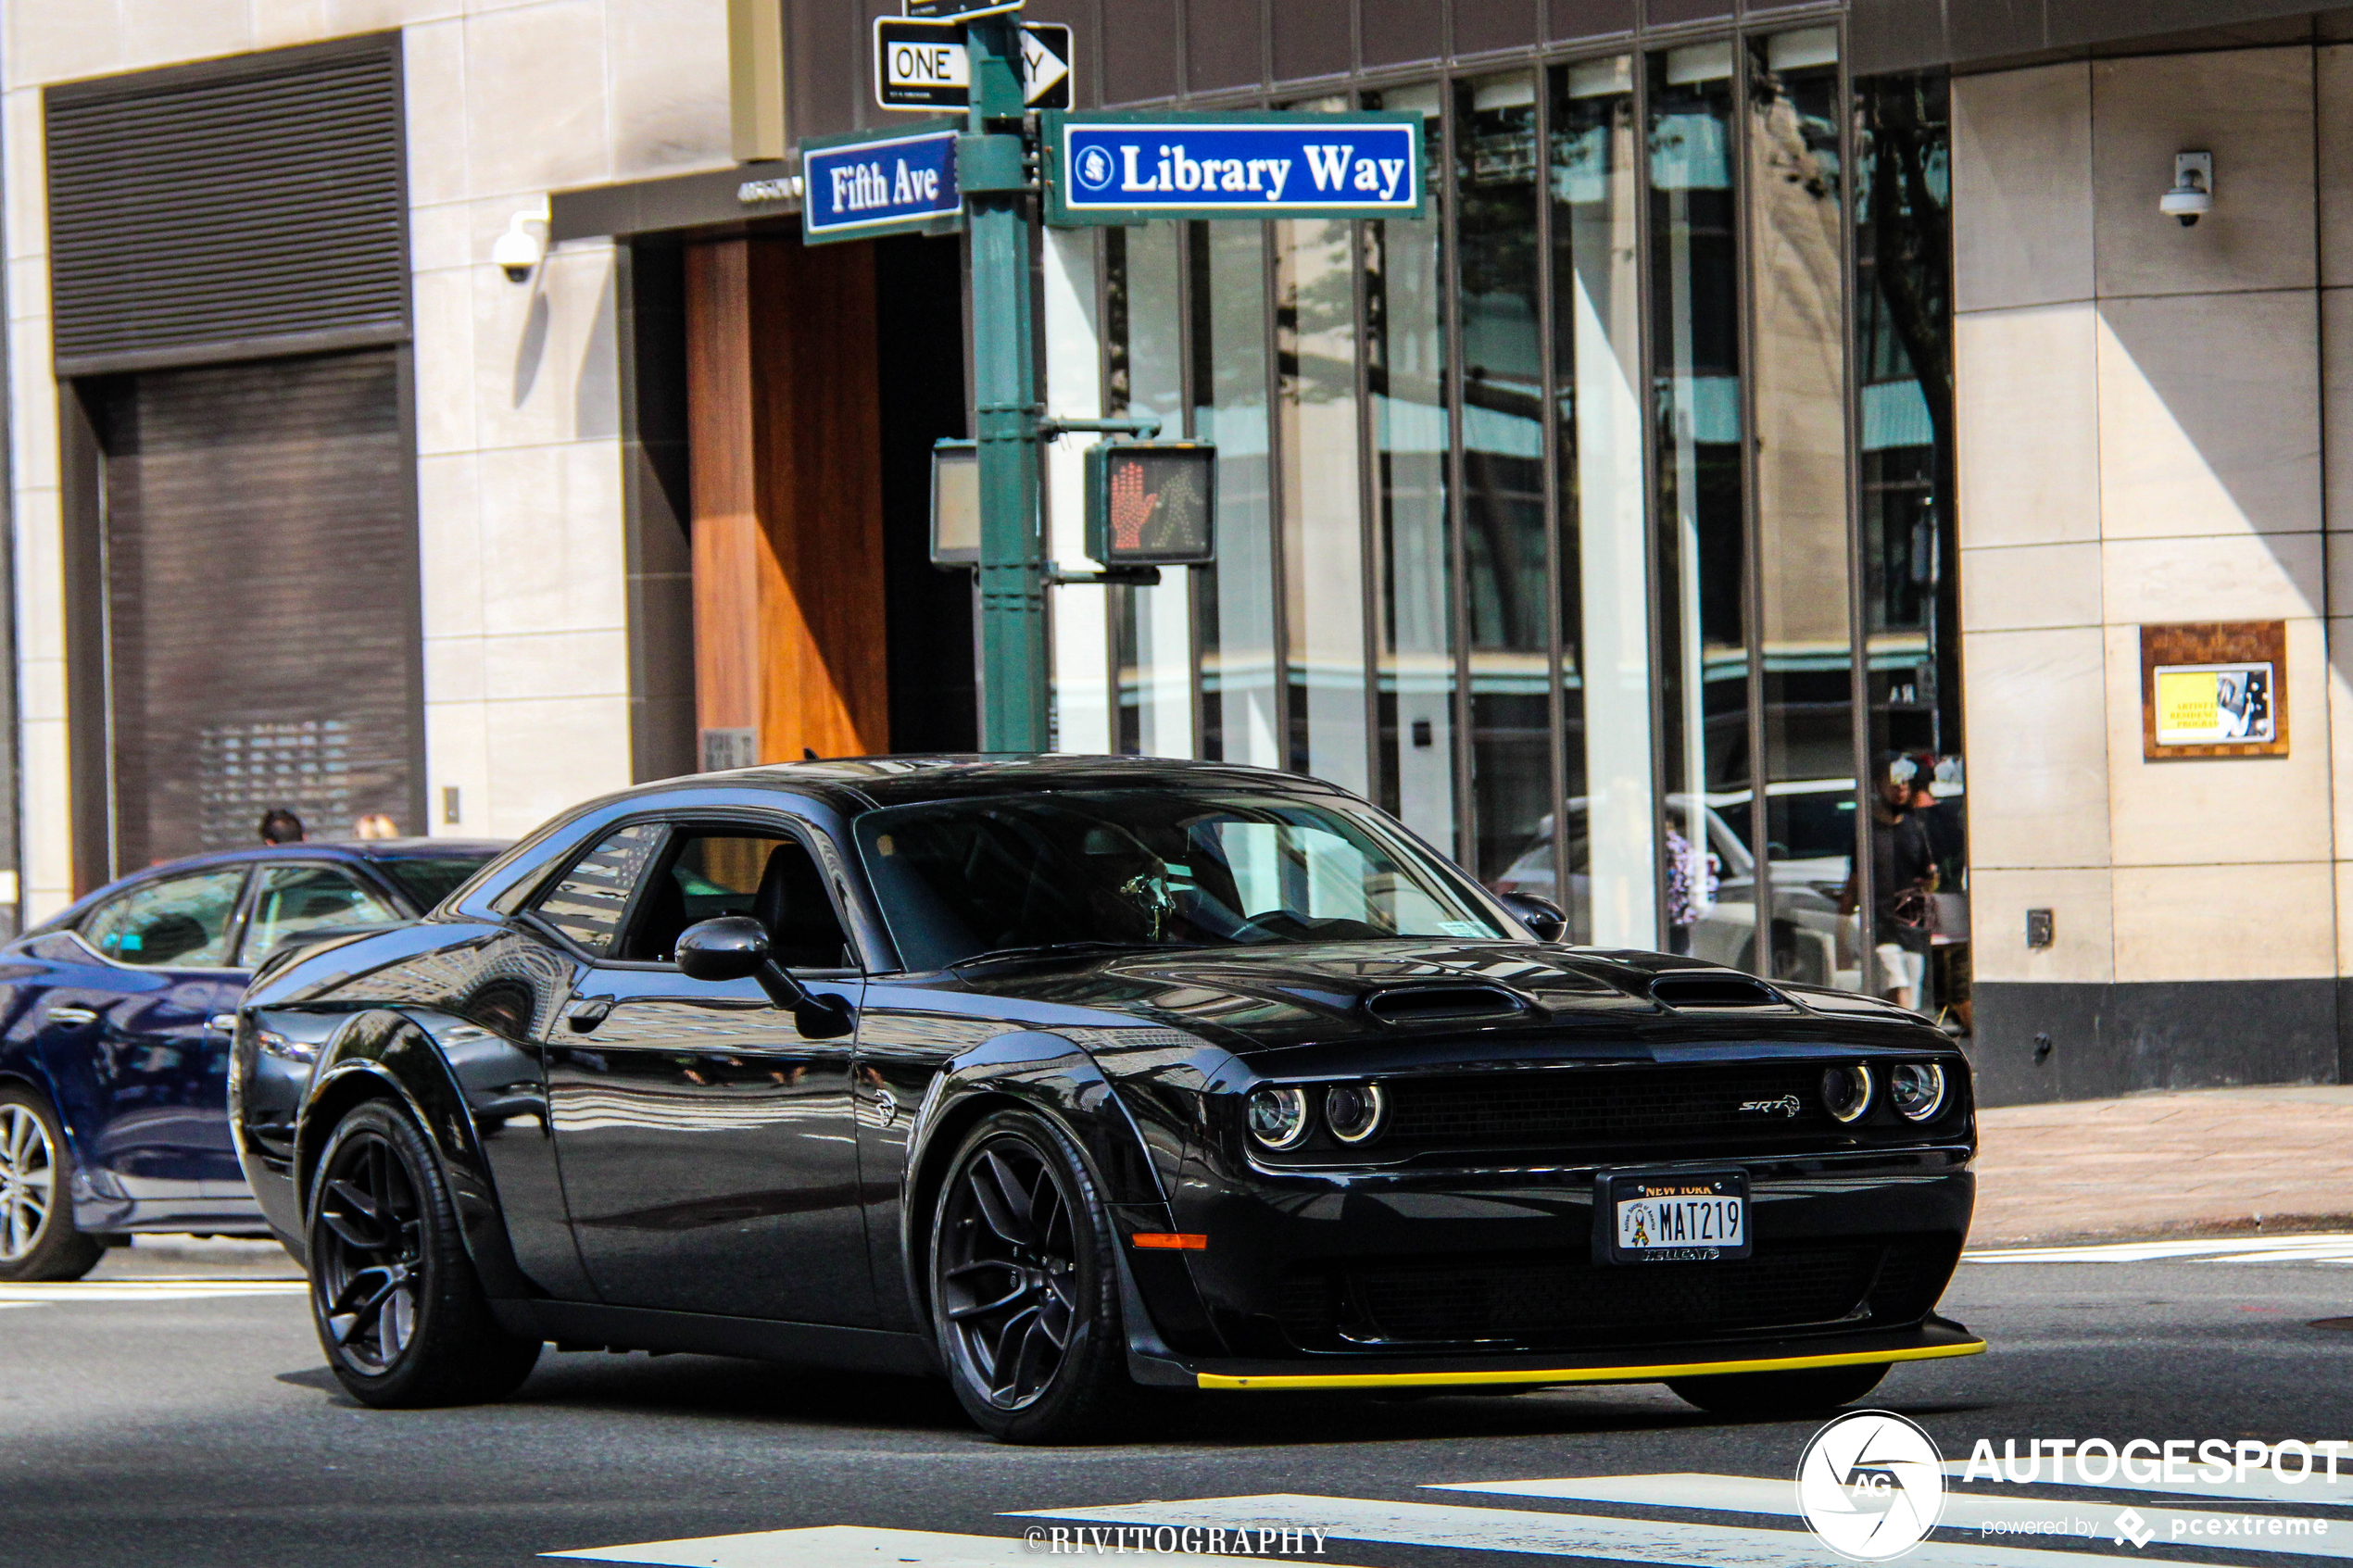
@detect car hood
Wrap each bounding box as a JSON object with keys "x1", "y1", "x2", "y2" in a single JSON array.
[{"x1": 951, "y1": 939, "x2": 1936, "y2": 1061}]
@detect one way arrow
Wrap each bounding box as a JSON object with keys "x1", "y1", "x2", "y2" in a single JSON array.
[{"x1": 1020, "y1": 26, "x2": 1070, "y2": 107}]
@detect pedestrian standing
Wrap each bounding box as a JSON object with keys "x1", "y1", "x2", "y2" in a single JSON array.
[{"x1": 258, "y1": 808, "x2": 305, "y2": 845}]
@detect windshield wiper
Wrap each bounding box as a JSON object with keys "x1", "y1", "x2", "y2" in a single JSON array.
[{"x1": 949, "y1": 939, "x2": 1162, "y2": 970}]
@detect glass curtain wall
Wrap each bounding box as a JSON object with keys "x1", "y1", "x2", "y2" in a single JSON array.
[
  {"x1": 1855, "y1": 70, "x2": 1963, "y2": 1025},
  {"x1": 1276, "y1": 97, "x2": 1371, "y2": 797},
  {"x1": 1053, "y1": 40, "x2": 1957, "y2": 994},
  {"x1": 1746, "y1": 27, "x2": 1856, "y2": 987},
  {"x1": 1456, "y1": 72, "x2": 1553, "y2": 888},
  {"x1": 1649, "y1": 42, "x2": 1749, "y2": 963},
  {"x1": 1190, "y1": 221, "x2": 1280, "y2": 769},
  {"x1": 1366, "y1": 82, "x2": 1457, "y2": 856},
  {"x1": 1551, "y1": 56, "x2": 1647, "y2": 947},
  {"x1": 1104, "y1": 223, "x2": 1195, "y2": 759}
]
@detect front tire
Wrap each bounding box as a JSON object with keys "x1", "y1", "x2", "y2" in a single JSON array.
[
  {"x1": 1667, "y1": 1361, "x2": 1890, "y2": 1418},
  {"x1": 928, "y1": 1109, "x2": 1131, "y2": 1443},
  {"x1": 305, "y1": 1099, "x2": 540, "y2": 1408},
  {"x1": 0, "y1": 1087, "x2": 104, "y2": 1283}
]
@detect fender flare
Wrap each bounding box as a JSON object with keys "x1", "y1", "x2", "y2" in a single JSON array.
[
  {"x1": 294, "y1": 1009, "x2": 533, "y2": 1299},
  {"x1": 895, "y1": 1031, "x2": 1185, "y2": 1348}
]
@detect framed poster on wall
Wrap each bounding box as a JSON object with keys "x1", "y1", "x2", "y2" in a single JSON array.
[{"x1": 2139, "y1": 621, "x2": 2288, "y2": 759}]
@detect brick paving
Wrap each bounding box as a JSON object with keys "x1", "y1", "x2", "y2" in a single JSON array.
[{"x1": 1970, "y1": 1085, "x2": 2353, "y2": 1247}]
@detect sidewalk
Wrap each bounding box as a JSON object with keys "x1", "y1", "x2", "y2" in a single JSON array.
[{"x1": 1970, "y1": 1085, "x2": 2353, "y2": 1247}]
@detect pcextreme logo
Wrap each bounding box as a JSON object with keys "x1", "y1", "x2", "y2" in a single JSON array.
[{"x1": 1797, "y1": 1410, "x2": 1947, "y2": 1561}]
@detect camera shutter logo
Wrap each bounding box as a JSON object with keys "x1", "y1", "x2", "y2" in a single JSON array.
[
  {"x1": 1796, "y1": 1410, "x2": 1945, "y2": 1560},
  {"x1": 1074, "y1": 144, "x2": 1115, "y2": 191}
]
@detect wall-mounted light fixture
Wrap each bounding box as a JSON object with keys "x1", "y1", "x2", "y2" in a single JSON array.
[
  {"x1": 2161, "y1": 151, "x2": 2213, "y2": 227},
  {"x1": 493, "y1": 209, "x2": 549, "y2": 282}
]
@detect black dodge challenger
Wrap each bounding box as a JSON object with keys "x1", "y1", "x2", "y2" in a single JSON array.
[{"x1": 230, "y1": 756, "x2": 1981, "y2": 1442}]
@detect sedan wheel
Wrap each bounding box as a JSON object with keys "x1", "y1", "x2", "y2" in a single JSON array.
[
  {"x1": 931, "y1": 1110, "x2": 1131, "y2": 1442},
  {"x1": 305, "y1": 1100, "x2": 540, "y2": 1407},
  {"x1": 0, "y1": 1088, "x2": 103, "y2": 1283}
]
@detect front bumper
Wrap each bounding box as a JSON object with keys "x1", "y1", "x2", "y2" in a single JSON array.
[{"x1": 1141, "y1": 1315, "x2": 1985, "y2": 1391}]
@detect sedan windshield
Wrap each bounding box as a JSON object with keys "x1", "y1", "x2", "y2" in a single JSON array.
[{"x1": 853, "y1": 789, "x2": 1507, "y2": 971}]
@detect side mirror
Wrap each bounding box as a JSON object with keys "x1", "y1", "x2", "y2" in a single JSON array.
[
  {"x1": 675, "y1": 916, "x2": 769, "y2": 983},
  {"x1": 673, "y1": 915, "x2": 856, "y2": 1040},
  {"x1": 1498, "y1": 892, "x2": 1567, "y2": 944}
]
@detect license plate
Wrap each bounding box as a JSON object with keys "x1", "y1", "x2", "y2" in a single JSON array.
[{"x1": 1593, "y1": 1171, "x2": 1750, "y2": 1263}]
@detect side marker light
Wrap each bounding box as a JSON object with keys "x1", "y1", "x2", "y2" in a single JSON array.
[{"x1": 1129, "y1": 1233, "x2": 1207, "y2": 1250}]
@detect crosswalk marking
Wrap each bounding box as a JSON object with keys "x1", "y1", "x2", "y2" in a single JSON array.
[
  {"x1": 1967, "y1": 1233, "x2": 2353, "y2": 1265},
  {"x1": 544, "y1": 1524, "x2": 1354, "y2": 1567},
  {"x1": 1943, "y1": 1461, "x2": 2353, "y2": 1510},
  {"x1": 1011, "y1": 1490, "x2": 2143, "y2": 1567},
  {"x1": 0, "y1": 1279, "x2": 307, "y2": 1303},
  {"x1": 1433, "y1": 1473, "x2": 2353, "y2": 1558}
]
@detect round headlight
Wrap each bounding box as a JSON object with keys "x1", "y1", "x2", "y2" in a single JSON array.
[
  {"x1": 1822, "y1": 1063, "x2": 1874, "y2": 1123},
  {"x1": 1323, "y1": 1082, "x2": 1386, "y2": 1144},
  {"x1": 1890, "y1": 1061, "x2": 1947, "y2": 1123},
  {"x1": 1247, "y1": 1085, "x2": 1311, "y2": 1149}
]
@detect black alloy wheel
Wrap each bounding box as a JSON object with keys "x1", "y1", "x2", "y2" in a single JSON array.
[
  {"x1": 1666, "y1": 1360, "x2": 1890, "y2": 1418},
  {"x1": 0, "y1": 1087, "x2": 103, "y2": 1283},
  {"x1": 305, "y1": 1100, "x2": 540, "y2": 1408},
  {"x1": 930, "y1": 1110, "x2": 1131, "y2": 1443}
]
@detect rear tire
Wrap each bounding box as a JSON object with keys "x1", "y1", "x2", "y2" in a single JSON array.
[
  {"x1": 0, "y1": 1086, "x2": 104, "y2": 1283},
  {"x1": 928, "y1": 1109, "x2": 1131, "y2": 1444},
  {"x1": 305, "y1": 1099, "x2": 540, "y2": 1408},
  {"x1": 1667, "y1": 1361, "x2": 1890, "y2": 1418}
]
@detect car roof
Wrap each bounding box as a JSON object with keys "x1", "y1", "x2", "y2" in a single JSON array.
[{"x1": 642, "y1": 754, "x2": 1349, "y2": 813}]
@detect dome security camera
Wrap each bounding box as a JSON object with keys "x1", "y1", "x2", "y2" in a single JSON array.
[
  {"x1": 2162, "y1": 152, "x2": 2213, "y2": 227},
  {"x1": 493, "y1": 211, "x2": 548, "y2": 282}
]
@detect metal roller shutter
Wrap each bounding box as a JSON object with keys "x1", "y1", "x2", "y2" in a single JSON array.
[
  {"x1": 99, "y1": 353, "x2": 420, "y2": 865},
  {"x1": 46, "y1": 37, "x2": 407, "y2": 375}
]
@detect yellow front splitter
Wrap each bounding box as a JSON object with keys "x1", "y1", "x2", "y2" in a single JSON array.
[{"x1": 1197, "y1": 1336, "x2": 1985, "y2": 1391}]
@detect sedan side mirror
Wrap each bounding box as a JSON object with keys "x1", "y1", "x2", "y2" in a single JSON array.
[
  {"x1": 674, "y1": 916, "x2": 854, "y2": 1040},
  {"x1": 1498, "y1": 892, "x2": 1567, "y2": 944}
]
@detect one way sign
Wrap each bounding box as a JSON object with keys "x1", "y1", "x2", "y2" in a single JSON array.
[{"x1": 874, "y1": 18, "x2": 1073, "y2": 111}]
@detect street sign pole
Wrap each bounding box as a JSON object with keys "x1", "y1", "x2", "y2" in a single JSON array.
[{"x1": 962, "y1": 13, "x2": 1048, "y2": 753}]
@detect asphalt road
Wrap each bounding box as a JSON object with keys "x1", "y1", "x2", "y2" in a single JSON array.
[{"x1": 6, "y1": 1236, "x2": 2353, "y2": 1568}]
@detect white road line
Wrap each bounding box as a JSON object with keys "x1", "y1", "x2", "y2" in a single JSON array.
[
  {"x1": 1943, "y1": 1461, "x2": 2353, "y2": 1510},
  {"x1": 1011, "y1": 1491, "x2": 2145, "y2": 1567},
  {"x1": 0, "y1": 1280, "x2": 307, "y2": 1302},
  {"x1": 1433, "y1": 1473, "x2": 2351, "y2": 1557},
  {"x1": 544, "y1": 1524, "x2": 1352, "y2": 1567},
  {"x1": 1968, "y1": 1234, "x2": 2353, "y2": 1265}
]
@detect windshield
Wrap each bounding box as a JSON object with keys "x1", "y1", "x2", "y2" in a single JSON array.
[
  {"x1": 853, "y1": 789, "x2": 1508, "y2": 970},
  {"x1": 377, "y1": 856, "x2": 495, "y2": 913}
]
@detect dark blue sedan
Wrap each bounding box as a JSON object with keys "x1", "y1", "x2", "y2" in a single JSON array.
[{"x1": 0, "y1": 839, "x2": 504, "y2": 1280}]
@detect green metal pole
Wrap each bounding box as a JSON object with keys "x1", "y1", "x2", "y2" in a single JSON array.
[{"x1": 963, "y1": 15, "x2": 1048, "y2": 752}]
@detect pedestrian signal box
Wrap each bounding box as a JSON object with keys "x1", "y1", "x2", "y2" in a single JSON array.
[
  {"x1": 1084, "y1": 441, "x2": 1216, "y2": 568},
  {"x1": 929, "y1": 439, "x2": 979, "y2": 566}
]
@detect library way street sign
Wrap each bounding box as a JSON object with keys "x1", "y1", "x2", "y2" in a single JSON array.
[
  {"x1": 873, "y1": 17, "x2": 1072, "y2": 111},
  {"x1": 800, "y1": 119, "x2": 963, "y2": 245},
  {"x1": 1044, "y1": 111, "x2": 1426, "y2": 224}
]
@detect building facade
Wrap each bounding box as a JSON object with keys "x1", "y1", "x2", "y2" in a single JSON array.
[{"x1": 5, "y1": 0, "x2": 2351, "y2": 1101}]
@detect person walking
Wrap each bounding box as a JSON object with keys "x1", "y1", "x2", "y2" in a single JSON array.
[{"x1": 258, "y1": 809, "x2": 305, "y2": 845}]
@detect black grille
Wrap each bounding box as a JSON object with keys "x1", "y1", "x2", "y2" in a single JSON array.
[
  {"x1": 1275, "y1": 1236, "x2": 1958, "y2": 1349},
  {"x1": 1381, "y1": 1064, "x2": 1831, "y2": 1149}
]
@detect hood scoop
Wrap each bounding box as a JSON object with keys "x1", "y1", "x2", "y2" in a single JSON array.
[
  {"x1": 1649, "y1": 972, "x2": 1781, "y2": 1010},
  {"x1": 1365, "y1": 984, "x2": 1529, "y2": 1025}
]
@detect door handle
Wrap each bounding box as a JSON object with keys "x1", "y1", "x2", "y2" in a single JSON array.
[
  {"x1": 565, "y1": 998, "x2": 612, "y2": 1033},
  {"x1": 47, "y1": 1004, "x2": 99, "y2": 1027}
]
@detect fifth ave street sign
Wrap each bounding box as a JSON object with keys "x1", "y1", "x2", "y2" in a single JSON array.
[
  {"x1": 800, "y1": 120, "x2": 963, "y2": 245},
  {"x1": 874, "y1": 17, "x2": 1072, "y2": 110},
  {"x1": 1044, "y1": 111, "x2": 1425, "y2": 224}
]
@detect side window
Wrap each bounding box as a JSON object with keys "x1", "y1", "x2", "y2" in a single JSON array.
[
  {"x1": 241, "y1": 864, "x2": 402, "y2": 965},
  {"x1": 623, "y1": 829, "x2": 852, "y2": 970},
  {"x1": 531, "y1": 822, "x2": 666, "y2": 957},
  {"x1": 80, "y1": 869, "x2": 248, "y2": 968}
]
